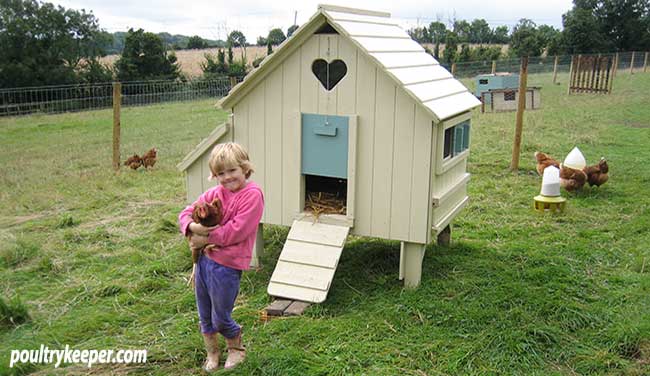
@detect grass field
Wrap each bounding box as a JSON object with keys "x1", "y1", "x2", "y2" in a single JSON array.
[{"x1": 1, "y1": 72, "x2": 649, "y2": 375}]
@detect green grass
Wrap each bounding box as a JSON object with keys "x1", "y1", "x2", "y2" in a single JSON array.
[{"x1": 1, "y1": 73, "x2": 649, "y2": 375}]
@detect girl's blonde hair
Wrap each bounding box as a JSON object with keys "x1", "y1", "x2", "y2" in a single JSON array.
[{"x1": 208, "y1": 142, "x2": 254, "y2": 180}]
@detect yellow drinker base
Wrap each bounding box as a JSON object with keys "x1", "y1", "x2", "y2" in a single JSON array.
[{"x1": 533, "y1": 195, "x2": 566, "y2": 213}]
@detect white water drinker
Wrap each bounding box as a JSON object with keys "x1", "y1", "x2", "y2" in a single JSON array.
[
  {"x1": 540, "y1": 166, "x2": 561, "y2": 197},
  {"x1": 563, "y1": 147, "x2": 586, "y2": 170}
]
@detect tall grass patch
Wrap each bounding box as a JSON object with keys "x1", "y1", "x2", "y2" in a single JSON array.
[{"x1": 0, "y1": 296, "x2": 30, "y2": 329}]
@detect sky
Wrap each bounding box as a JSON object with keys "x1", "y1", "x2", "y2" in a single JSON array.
[{"x1": 49, "y1": 0, "x2": 575, "y2": 42}]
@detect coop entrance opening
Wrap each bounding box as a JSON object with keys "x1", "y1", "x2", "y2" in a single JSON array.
[{"x1": 304, "y1": 175, "x2": 347, "y2": 216}]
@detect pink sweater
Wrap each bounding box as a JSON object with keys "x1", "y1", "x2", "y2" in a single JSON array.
[{"x1": 178, "y1": 181, "x2": 264, "y2": 270}]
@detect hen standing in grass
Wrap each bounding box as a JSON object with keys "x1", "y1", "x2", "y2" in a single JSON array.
[
  {"x1": 124, "y1": 154, "x2": 143, "y2": 170},
  {"x1": 142, "y1": 148, "x2": 157, "y2": 169},
  {"x1": 583, "y1": 157, "x2": 609, "y2": 187},
  {"x1": 534, "y1": 151, "x2": 560, "y2": 176},
  {"x1": 188, "y1": 198, "x2": 223, "y2": 287},
  {"x1": 560, "y1": 164, "x2": 587, "y2": 192}
]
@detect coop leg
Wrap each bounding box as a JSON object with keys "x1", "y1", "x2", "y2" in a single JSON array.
[
  {"x1": 437, "y1": 225, "x2": 451, "y2": 247},
  {"x1": 250, "y1": 223, "x2": 264, "y2": 269},
  {"x1": 399, "y1": 242, "x2": 405, "y2": 281},
  {"x1": 403, "y1": 242, "x2": 426, "y2": 288}
]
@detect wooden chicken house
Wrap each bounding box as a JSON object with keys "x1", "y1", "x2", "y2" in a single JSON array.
[{"x1": 178, "y1": 4, "x2": 481, "y2": 303}]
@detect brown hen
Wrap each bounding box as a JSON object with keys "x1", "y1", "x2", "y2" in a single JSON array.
[
  {"x1": 583, "y1": 158, "x2": 609, "y2": 187},
  {"x1": 188, "y1": 198, "x2": 223, "y2": 287},
  {"x1": 534, "y1": 151, "x2": 560, "y2": 176},
  {"x1": 142, "y1": 148, "x2": 157, "y2": 169},
  {"x1": 560, "y1": 164, "x2": 587, "y2": 192},
  {"x1": 124, "y1": 154, "x2": 142, "y2": 170}
]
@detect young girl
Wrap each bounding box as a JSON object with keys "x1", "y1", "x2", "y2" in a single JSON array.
[{"x1": 178, "y1": 142, "x2": 264, "y2": 371}]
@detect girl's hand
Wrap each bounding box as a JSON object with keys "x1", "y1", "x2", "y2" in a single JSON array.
[
  {"x1": 189, "y1": 222, "x2": 219, "y2": 236},
  {"x1": 188, "y1": 234, "x2": 209, "y2": 250}
]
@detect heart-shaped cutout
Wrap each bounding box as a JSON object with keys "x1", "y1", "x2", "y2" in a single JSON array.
[{"x1": 312, "y1": 59, "x2": 347, "y2": 91}]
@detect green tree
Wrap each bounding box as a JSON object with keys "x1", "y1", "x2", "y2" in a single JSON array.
[
  {"x1": 408, "y1": 26, "x2": 430, "y2": 43},
  {"x1": 443, "y1": 31, "x2": 459, "y2": 65},
  {"x1": 471, "y1": 45, "x2": 502, "y2": 61},
  {"x1": 0, "y1": 0, "x2": 108, "y2": 88},
  {"x1": 470, "y1": 19, "x2": 491, "y2": 43},
  {"x1": 561, "y1": 7, "x2": 607, "y2": 53},
  {"x1": 492, "y1": 26, "x2": 510, "y2": 44},
  {"x1": 114, "y1": 28, "x2": 181, "y2": 81},
  {"x1": 200, "y1": 49, "x2": 227, "y2": 77},
  {"x1": 458, "y1": 43, "x2": 472, "y2": 61},
  {"x1": 227, "y1": 30, "x2": 247, "y2": 61},
  {"x1": 561, "y1": 0, "x2": 650, "y2": 53},
  {"x1": 287, "y1": 24, "x2": 299, "y2": 37},
  {"x1": 537, "y1": 24, "x2": 563, "y2": 55},
  {"x1": 453, "y1": 20, "x2": 471, "y2": 43},
  {"x1": 227, "y1": 44, "x2": 234, "y2": 65},
  {"x1": 594, "y1": 0, "x2": 649, "y2": 51},
  {"x1": 510, "y1": 19, "x2": 544, "y2": 57},
  {"x1": 428, "y1": 21, "x2": 447, "y2": 44},
  {"x1": 187, "y1": 35, "x2": 207, "y2": 49},
  {"x1": 267, "y1": 28, "x2": 286, "y2": 45}
]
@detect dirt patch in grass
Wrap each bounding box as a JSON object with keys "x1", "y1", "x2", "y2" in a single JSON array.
[
  {"x1": 0, "y1": 214, "x2": 48, "y2": 228},
  {"x1": 622, "y1": 121, "x2": 650, "y2": 128}
]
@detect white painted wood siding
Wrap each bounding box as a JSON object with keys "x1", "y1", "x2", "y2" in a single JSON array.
[
  {"x1": 231, "y1": 34, "x2": 433, "y2": 243},
  {"x1": 184, "y1": 152, "x2": 218, "y2": 204}
]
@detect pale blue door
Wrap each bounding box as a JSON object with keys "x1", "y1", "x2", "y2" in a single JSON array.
[{"x1": 301, "y1": 113, "x2": 349, "y2": 179}]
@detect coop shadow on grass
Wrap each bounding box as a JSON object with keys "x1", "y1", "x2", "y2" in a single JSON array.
[{"x1": 319, "y1": 238, "x2": 485, "y2": 312}]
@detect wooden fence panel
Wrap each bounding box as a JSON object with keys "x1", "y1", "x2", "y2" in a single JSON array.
[{"x1": 569, "y1": 55, "x2": 613, "y2": 94}]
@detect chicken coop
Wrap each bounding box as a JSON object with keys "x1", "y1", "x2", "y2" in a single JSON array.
[
  {"x1": 475, "y1": 73, "x2": 519, "y2": 104},
  {"x1": 178, "y1": 4, "x2": 480, "y2": 303},
  {"x1": 481, "y1": 87, "x2": 542, "y2": 112}
]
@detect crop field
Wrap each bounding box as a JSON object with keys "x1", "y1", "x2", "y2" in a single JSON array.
[
  {"x1": 1, "y1": 72, "x2": 649, "y2": 375},
  {"x1": 100, "y1": 46, "x2": 270, "y2": 78}
]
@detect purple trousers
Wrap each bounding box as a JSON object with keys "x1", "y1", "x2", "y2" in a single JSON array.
[{"x1": 195, "y1": 254, "x2": 242, "y2": 338}]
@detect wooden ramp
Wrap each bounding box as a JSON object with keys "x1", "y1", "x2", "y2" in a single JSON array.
[{"x1": 267, "y1": 219, "x2": 350, "y2": 303}]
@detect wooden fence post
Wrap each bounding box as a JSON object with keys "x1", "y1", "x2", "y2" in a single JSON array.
[
  {"x1": 612, "y1": 53, "x2": 619, "y2": 78},
  {"x1": 630, "y1": 51, "x2": 635, "y2": 74},
  {"x1": 608, "y1": 55, "x2": 615, "y2": 94},
  {"x1": 552, "y1": 55, "x2": 559, "y2": 84},
  {"x1": 567, "y1": 55, "x2": 575, "y2": 95},
  {"x1": 229, "y1": 76, "x2": 237, "y2": 88},
  {"x1": 644, "y1": 52, "x2": 648, "y2": 73},
  {"x1": 510, "y1": 56, "x2": 528, "y2": 172},
  {"x1": 491, "y1": 60, "x2": 496, "y2": 74},
  {"x1": 112, "y1": 82, "x2": 121, "y2": 172},
  {"x1": 451, "y1": 63, "x2": 457, "y2": 76}
]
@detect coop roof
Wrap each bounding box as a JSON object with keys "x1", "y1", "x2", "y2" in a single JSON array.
[{"x1": 219, "y1": 4, "x2": 480, "y2": 121}]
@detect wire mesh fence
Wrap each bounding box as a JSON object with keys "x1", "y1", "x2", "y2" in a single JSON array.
[
  {"x1": 1, "y1": 51, "x2": 647, "y2": 118},
  {"x1": 0, "y1": 76, "x2": 242, "y2": 117},
  {"x1": 445, "y1": 51, "x2": 648, "y2": 78}
]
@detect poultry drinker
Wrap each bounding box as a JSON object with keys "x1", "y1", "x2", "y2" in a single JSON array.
[{"x1": 534, "y1": 166, "x2": 566, "y2": 213}]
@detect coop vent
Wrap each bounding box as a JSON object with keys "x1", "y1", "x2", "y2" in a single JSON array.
[{"x1": 315, "y1": 22, "x2": 339, "y2": 34}]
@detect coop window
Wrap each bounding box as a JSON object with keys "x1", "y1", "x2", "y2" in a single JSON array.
[
  {"x1": 479, "y1": 79, "x2": 488, "y2": 84},
  {"x1": 504, "y1": 90, "x2": 516, "y2": 101},
  {"x1": 304, "y1": 175, "x2": 347, "y2": 215},
  {"x1": 443, "y1": 120, "x2": 470, "y2": 159}
]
